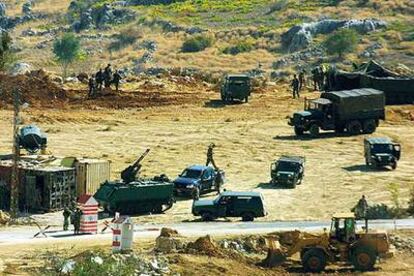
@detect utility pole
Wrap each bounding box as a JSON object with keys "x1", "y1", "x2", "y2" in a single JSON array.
[{"x1": 10, "y1": 88, "x2": 20, "y2": 217}]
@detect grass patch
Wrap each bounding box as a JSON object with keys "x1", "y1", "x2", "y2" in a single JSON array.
[
  {"x1": 222, "y1": 39, "x2": 254, "y2": 55},
  {"x1": 108, "y1": 28, "x2": 142, "y2": 52},
  {"x1": 181, "y1": 34, "x2": 214, "y2": 52}
]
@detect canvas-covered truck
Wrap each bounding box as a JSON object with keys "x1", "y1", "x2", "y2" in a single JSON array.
[
  {"x1": 94, "y1": 180, "x2": 175, "y2": 214},
  {"x1": 288, "y1": 88, "x2": 385, "y2": 137},
  {"x1": 220, "y1": 74, "x2": 252, "y2": 103}
]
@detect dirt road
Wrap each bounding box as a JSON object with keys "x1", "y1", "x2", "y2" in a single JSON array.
[{"x1": 1, "y1": 84, "x2": 413, "y2": 224}]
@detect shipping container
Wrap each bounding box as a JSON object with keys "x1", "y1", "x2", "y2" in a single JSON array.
[{"x1": 75, "y1": 159, "x2": 110, "y2": 197}]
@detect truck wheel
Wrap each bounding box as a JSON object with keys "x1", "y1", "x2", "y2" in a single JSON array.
[
  {"x1": 309, "y1": 124, "x2": 320, "y2": 137},
  {"x1": 391, "y1": 161, "x2": 397, "y2": 170},
  {"x1": 351, "y1": 246, "x2": 377, "y2": 271},
  {"x1": 302, "y1": 248, "x2": 327, "y2": 273},
  {"x1": 242, "y1": 212, "x2": 254, "y2": 222},
  {"x1": 347, "y1": 121, "x2": 362, "y2": 135},
  {"x1": 294, "y1": 126, "x2": 304, "y2": 136},
  {"x1": 245, "y1": 96, "x2": 249, "y2": 103},
  {"x1": 290, "y1": 180, "x2": 297, "y2": 189},
  {"x1": 335, "y1": 126, "x2": 345, "y2": 134},
  {"x1": 201, "y1": 212, "x2": 214, "y2": 222},
  {"x1": 153, "y1": 205, "x2": 163, "y2": 214},
  {"x1": 363, "y1": 119, "x2": 376, "y2": 134}
]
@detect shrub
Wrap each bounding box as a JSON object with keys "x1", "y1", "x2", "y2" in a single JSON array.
[
  {"x1": 408, "y1": 185, "x2": 414, "y2": 215},
  {"x1": 108, "y1": 28, "x2": 142, "y2": 52},
  {"x1": 222, "y1": 41, "x2": 254, "y2": 55},
  {"x1": 0, "y1": 32, "x2": 14, "y2": 72},
  {"x1": 323, "y1": 28, "x2": 359, "y2": 58},
  {"x1": 181, "y1": 35, "x2": 213, "y2": 53}
]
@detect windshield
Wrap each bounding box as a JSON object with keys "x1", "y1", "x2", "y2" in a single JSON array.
[
  {"x1": 276, "y1": 161, "x2": 298, "y2": 172},
  {"x1": 180, "y1": 169, "x2": 202, "y2": 179},
  {"x1": 371, "y1": 144, "x2": 393, "y2": 153}
]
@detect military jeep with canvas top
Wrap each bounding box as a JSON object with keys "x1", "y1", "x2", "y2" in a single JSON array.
[
  {"x1": 271, "y1": 156, "x2": 305, "y2": 188},
  {"x1": 220, "y1": 74, "x2": 252, "y2": 103},
  {"x1": 364, "y1": 137, "x2": 401, "y2": 170}
]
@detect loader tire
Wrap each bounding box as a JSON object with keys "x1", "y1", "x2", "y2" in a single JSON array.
[
  {"x1": 302, "y1": 248, "x2": 327, "y2": 273},
  {"x1": 351, "y1": 246, "x2": 377, "y2": 271}
]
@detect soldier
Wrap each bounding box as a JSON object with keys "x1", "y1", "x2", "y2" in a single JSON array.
[
  {"x1": 95, "y1": 68, "x2": 105, "y2": 91},
  {"x1": 88, "y1": 76, "x2": 96, "y2": 98},
  {"x1": 215, "y1": 172, "x2": 223, "y2": 195},
  {"x1": 73, "y1": 208, "x2": 82, "y2": 235},
  {"x1": 192, "y1": 186, "x2": 200, "y2": 201},
  {"x1": 298, "y1": 70, "x2": 306, "y2": 91},
  {"x1": 95, "y1": 68, "x2": 104, "y2": 91},
  {"x1": 104, "y1": 64, "x2": 112, "y2": 88},
  {"x1": 206, "y1": 143, "x2": 218, "y2": 170},
  {"x1": 63, "y1": 208, "x2": 71, "y2": 231},
  {"x1": 291, "y1": 74, "x2": 300, "y2": 99},
  {"x1": 112, "y1": 70, "x2": 122, "y2": 92},
  {"x1": 355, "y1": 195, "x2": 368, "y2": 219}
]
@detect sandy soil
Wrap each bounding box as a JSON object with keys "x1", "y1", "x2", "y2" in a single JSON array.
[{"x1": 1, "y1": 83, "x2": 413, "y2": 224}]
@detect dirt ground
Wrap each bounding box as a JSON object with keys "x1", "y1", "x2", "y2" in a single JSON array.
[{"x1": 1, "y1": 81, "x2": 413, "y2": 224}]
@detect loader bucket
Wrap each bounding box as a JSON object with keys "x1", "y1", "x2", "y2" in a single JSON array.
[{"x1": 262, "y1": 238, "x2": 286, "y2": 267}]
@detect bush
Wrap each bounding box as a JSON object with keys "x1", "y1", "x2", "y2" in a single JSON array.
[
  {"x1": 408, "y1": 185, "x2": 414, "y2": 215},
  {"x1": 323, "y1": 28, "x2": 359, "y2": 58},
  {"x1": 0, "y1": 32, "x2": 14, "y2": 72},
  {"x1": 108, "y1": 28, "x2": 141, "y2": 52},
  {"x1": 53, "y1": 33, "x2": 81, "y2": 78},
  {"x1": 181, "y1": 35, "x2": 213, "y2": 53},
  {"x1": 222, "y1": 41, "x2": 254, "y2": 55}
]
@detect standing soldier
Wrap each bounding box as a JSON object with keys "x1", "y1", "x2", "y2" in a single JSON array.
[
  {"x1": 355, "y1": 195, "x2": 368, "y2": 219},
  {"x1": 63, "y1": 208, "x2": 71, "y2": 231},
  {"x1": 88, "y1": 76, "x2": 96, "y2": 98},
  {"x1": 192, "y1": 186, "x2": 200, "y2": 201},
  {"x1": 112, "y1": 70, "x2": 122, "y2": 92},
  {"x1": 95, "y1": 68, "x2": 104, "y2": 91},
  {"x1": 73, "y1": 207, "x2": 82, "y2": 235},
  {"x1": 104, "y1": 64, "x2": 112, "y2": 88},
  {"x1": 298, "y1": 70, "x2": 306, "y2": 91},
  {"x1": 206, "y1": 143, "x2": 218, "y2": 170},
  {"x1": 215, "y1": 172, "x2": 223, "y2": 195},
  {"x1": 291, "y1": 74, "x2": 300, "y2": 99}
]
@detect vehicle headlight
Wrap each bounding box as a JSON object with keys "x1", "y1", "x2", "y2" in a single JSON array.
[
  {"x1": 186, "y1": 184, "x2": 194, "y2": 188},
  {"x1": 288, "y1": 174, "x2": 293, "y2": 178}
]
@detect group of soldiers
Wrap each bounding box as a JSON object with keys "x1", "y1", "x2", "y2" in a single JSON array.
[
  {"x1": 63, "y1": 205, "x2": 83, "y2": 235},
  {"x1": 191, "y1": 143, "x2": 223, "y2": 201},
  {"x1": 290, "y1": 64, "x2": 331, "y2": 98},
  {"x1": 88, "y1": 64, "x2": 122, "y2": 98}
]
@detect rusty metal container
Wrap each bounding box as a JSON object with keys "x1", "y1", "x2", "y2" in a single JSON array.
[{"x1": 75, "y1": 159, "x2": 110, "y2": 196}]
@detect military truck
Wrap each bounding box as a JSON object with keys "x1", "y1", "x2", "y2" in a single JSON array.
[
  {"x1": 263, "y1": 213, "x2": 393, "y2": 272},
  {"x1": 94, "y1": 149, "x2": 175, "y2": 214},
  {"x1": 192, "y1": 191, "x2": 266, "y2": 222},
  {"x1": 289, "y1": 89, "x2": 385, "y2": 137},
  {"x1": 271, "y1": 156, "x2": 305, "y2": 188},
  {"x1": 220, "y1": 74, "x2": 252, "y2": 103},
  {"x1": 364, "y1": 137, "x2": 401, "y2": 170},
  {"x1": 173, "y1": 165, "x2": 225, "y2": 197}
]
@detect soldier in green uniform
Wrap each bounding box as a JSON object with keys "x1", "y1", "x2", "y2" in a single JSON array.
[
  {"x1": 192, "y1": 186, "x2": 200, "y2": 201},
  {"x1": 291, "y1": 74, "x2": 300, "y2": 99},
  {"x1": 355, "y1": 195, "x2": 368, "y2": 219},
  {"x1": 206, "y1": 143, "x2": 218, "y2": 170},
  {"x1": 63, "y1": 208, "x2": 71, "y2": 231},
  {"x1": 73, "y1": 208, "x2": 83, "y2": 235}
]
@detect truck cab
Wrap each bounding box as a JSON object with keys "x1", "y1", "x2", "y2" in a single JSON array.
[
  {"x1": 192, "y1": 191, "x2": 266, "y2": 221},
  {"x1": 173, "y1": 165, "x2": 225, "y2": 197},
  {"x1": 221, "y1": 74, "x2": 251, "y2": 103},
  {"x1": 270, "y1": 156, "x2": 305, "y2": 188},
  {"x1": 364, "y1": 137, "x2": 401, "y2": 170}
]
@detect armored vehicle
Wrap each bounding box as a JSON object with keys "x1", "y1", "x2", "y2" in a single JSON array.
[
  {"x1": 271, "y1": 156, "x2": 305, "y2": 188},
  {"x1": 289, "y1": 89, "x2": 385, "y2": 137},
  {"x1": 264, "y1": 213, "x2": 393, "y2": 272},
  {"x1": 192, "y1": 191, "x2": 266, "y2": 222},
  {"x1": 220, "y1": 74, "x2": 251, "y2": 103},
  {"x1": 173, "y1": 165, "x2": 225, "y2": 197},
  {"x1": 94, "y1": 149, "x2": 175, "y2": 214},
  {"x1": 364, "y1": 137, "x2": 401, "y2": 170}
]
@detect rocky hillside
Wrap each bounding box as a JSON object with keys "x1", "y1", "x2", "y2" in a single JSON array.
[{"x1": 1, "y1": 0, "x2": 413, "y2": 78}]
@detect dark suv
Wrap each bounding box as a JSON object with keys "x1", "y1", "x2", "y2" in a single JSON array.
[
  {"x1": 364, "y1": 137, "x2": 401, "y2": 169},
  {"x1": 270, "y1": 156, "x2": 305, "y2": 188},
  {"x1": 192, "y1": 191, "x2": 266, "y2": 222}
]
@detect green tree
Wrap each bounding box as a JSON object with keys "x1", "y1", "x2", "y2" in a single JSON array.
[
  {"x1": 53, "y1": 33, "x2": 81, "y2": 78},
  {"x1": 323, "y1": 28, "x2": 359, "y2": 59},
  {"x1": 0, "y1": 32, "x2": 14, "y2": 72}
]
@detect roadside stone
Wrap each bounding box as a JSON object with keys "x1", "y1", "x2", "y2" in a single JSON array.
[{"x1": 11, "y1": 62, "x2": 31, "y2": 76}]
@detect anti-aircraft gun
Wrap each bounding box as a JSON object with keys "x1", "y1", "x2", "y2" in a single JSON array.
[
  {"x1": 94, "y1": 148, "x2": 175, "y2": 214},
  {"x1": 120, "y1": 148, "x2": 150, "y2": 183}
]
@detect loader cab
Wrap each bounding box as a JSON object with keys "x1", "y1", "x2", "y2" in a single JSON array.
[{"x1": 330, "y1": 213, "x2": 356, "y2": 243}]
